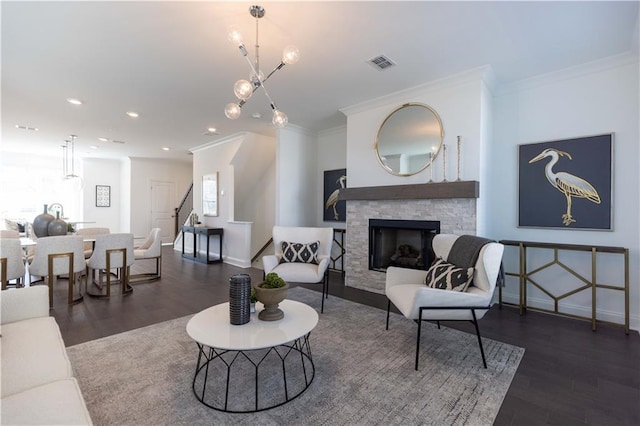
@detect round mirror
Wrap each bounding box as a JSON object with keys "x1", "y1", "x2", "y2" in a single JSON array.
[{"x1": 374, "y1": 103, "x2": 444, "y2": 176}]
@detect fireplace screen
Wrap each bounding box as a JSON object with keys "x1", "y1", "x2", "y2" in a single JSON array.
[{"x1": 369, "y1": 219, "x2": 440, "y2": 272}]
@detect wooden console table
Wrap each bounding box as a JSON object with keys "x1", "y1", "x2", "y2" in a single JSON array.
[
  {"x1": 499, "y1": 239, "x2": 629, "y2": 334},
  {"x1": 182, "y1": 226, "x2": 223, "y2": 264}
]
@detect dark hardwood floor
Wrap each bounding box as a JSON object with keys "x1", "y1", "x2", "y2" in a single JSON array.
[{"x1": 47, "y1": 246, "x2": 639, "y2": 425}]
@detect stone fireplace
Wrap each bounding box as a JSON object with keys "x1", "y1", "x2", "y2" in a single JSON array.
[{"x1": 340, "y1": 182, "x2": 478, "y2": 294}]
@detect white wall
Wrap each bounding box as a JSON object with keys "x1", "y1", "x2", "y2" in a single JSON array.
[
  {"x1": 341, "y1": 67, "x2": 490, "y2": 191},
  {"x1": 275, "y1": 125, "x2": 317, "y2": 226},
  {"x1": 316, "y1": 126, "x2": 347, "y2": 229},
  {"x1": 232, "y1": 133, "x2": 276, "y2": 259},
  {"x1": 81, "y1": 158, "x2": 121, "y2": 231},
  {"x1": 489, "y1": 53, "x2": 639, "y2": 330},
  {"x1": 191, "y1": 132, "x2": 277, "y2": 267},
  {"x1": 128, "y1": 157, "x2": 192, "y2": 238},
  {"x1": 334, "y1": 55, "x2": 638, "y2": 330}
]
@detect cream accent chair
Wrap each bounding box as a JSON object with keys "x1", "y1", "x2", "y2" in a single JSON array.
[
  {"x1": 28, "y1": 236, "x2": 86, "y2": 307},
  {"x1": 76, "y1": 227, "x2": 110, "y2": 259},
  {"x1": 262, "y1": 226, "x2": 334, "y2": 313},
  {"x1": 131, "y1": 228, "x2": 162, "y2": 283},
  {"x1": 86, "y1": 233, "x2": 135, "y2": 298},
  {"x1": 385, "y1": 234, "x2": 504, "y2": 370},
  {"x1": 0, "y1": 238, "x2": 25, "y2": 290}
]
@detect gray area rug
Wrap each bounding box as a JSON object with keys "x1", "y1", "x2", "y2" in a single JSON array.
[{"x1": 67, "y1": 287, "x2": 524, "y2": 426}]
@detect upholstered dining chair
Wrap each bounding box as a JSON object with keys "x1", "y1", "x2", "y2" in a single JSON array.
[
  {"x1": 130, "y1": 228, "x2": 162, "y2": 283},
  {"x1": 86, "y1": 233, "x2": 135, "y2": 298},
  {"x1": 0, "y1": 230, "x2": 20, "y2": 238},
  {"x1": 385, "y1": 234, "x2": 504, "y2": 370},
  {"x1": 76, "y1": 227, "x2": 110, "y2": 259},
  {"x1": 262, "y1": 226, "x2": 334, "y2": 313},
  {"x1": 28, "y1": 235, "x2": 86, "y2": 307},
  {"x1": 0, "y1": 238, "x2": 26, "y2": 290}
]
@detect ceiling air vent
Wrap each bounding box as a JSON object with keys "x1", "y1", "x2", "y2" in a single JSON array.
[
  {"x1": 111, "y1": 140, "x2": 126, "y2": 144},
  {"x1": 368, "y1": 55, "x2": 396, "y2": 70}
]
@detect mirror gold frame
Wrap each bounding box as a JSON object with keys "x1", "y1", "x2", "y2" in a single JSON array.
[{"x1": 374, "y1": 102, "x2": 444, "y2": 176}]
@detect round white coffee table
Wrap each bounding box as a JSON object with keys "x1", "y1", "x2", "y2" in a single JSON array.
[{"x1": 186, "y1": 299, "x2": 318, "y2": 412}]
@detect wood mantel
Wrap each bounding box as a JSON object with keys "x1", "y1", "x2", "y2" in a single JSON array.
[{"x1": 338, "y1": 181, "x2": 479, "y2": 201}]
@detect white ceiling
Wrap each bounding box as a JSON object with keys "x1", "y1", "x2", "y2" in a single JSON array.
[{"x1": 2, "y1": 1, "x2": 638, "y2": 163}]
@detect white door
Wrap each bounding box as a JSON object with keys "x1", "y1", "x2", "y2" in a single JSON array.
[{"x1": 151, "y1": 180, "x2": 176, "y2": 244}]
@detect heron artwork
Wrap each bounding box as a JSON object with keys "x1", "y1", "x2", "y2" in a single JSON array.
[
  {"x1": 325, "y1": 175, "x2": 347, "y2": 220},
  {"x1": 529, "y1": 148, "x2": 601, "y2": 226}
]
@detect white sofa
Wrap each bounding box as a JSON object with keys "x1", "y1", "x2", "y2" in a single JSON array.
[{"x1": 1, "y1": 286, "x2": 92, "y2": 425}]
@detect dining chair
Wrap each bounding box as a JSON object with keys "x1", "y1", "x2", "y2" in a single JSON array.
[
  {"x1": 0, "y1": 238, "x2": 26, "y2": 290},
  {"x1": 86, "y1": 233, "x2": 135, "y2": 298},
  {"x1": 262, "y1": 226, "x2": 334, "y2": 313},
  {"x1": 131, "y1": 228, "x2": 162, "y2": 283},
  {"x1": 28, "y1": 235, "x2": 86, "y2": 308},
  {"x1": 76, "y1": 227, "x2": 110, "y2": 259}
]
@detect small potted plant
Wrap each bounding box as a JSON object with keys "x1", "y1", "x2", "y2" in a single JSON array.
[{"x1": 253, "y1": 272, "x2": 289, "y2": 321}]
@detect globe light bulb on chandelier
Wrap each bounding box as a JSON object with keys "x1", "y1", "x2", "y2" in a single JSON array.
[{"x1": 224, "y1": 5, "x2": 299, "y2": 128}]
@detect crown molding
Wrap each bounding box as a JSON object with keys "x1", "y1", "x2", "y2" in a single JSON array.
[
  {"x1": 189, "y1": 131, "x2": 249, "y2": 153},
  {"x1": 495, "y1": 51, "x2": 639, "y2": 97},
  {"x1": 318, "y1": 125, "x2": 347, "y2": 138},
  {"x1": 278, "y1": 123, "x2": 316, "y2": 137},
  {"x1": 339, "y1": 65, "x2": 493, "y2": 117}
]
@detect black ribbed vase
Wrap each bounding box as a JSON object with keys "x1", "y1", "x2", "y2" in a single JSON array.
[{"x1": 229, "y1": 274, "x2": 252, "y2": 325}]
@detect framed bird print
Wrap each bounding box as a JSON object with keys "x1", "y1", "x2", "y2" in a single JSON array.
[
  {"x1": 323, "y1": 169, "x2": 347, "y2": 222},
  {"x1": 518, "y1": 134, "x2": 613, "y2": 230}
]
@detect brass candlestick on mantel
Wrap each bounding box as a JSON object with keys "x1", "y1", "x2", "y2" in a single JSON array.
[
  {"x1": 428, "y1": 152, "x2": 434, "y2": 183},
  {"x1": 442, "y1": 144, "x2": 447, "y2": 182},
  {"x1": 456, "y1": 136, "x2": 462, "y2": 181}
]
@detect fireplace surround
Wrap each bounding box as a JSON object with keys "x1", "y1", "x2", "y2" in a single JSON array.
[{"x1": 340, "y1": 181, "x2": 479, "y2": 294}]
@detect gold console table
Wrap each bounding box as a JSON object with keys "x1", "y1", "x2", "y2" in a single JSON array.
[{"x1": 499, "y1": 239, "x2": 629, "y2": 334}]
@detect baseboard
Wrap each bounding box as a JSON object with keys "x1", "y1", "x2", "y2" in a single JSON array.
[
  {"x1": 223, "y1": 256, "x2": 251, "y2": 268},
  {"x1": 499, "y1": 293, "x2": 638, "y2": 332}
]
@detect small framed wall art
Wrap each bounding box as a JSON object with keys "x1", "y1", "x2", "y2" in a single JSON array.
[
  {"x1": 96, "y1": 185, "x2": 111, "y2": 207},
  {"x1": 518, "y1": 133, "x2": 613, "y2": 230}
]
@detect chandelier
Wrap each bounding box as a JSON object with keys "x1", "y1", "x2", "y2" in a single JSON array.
[
  {"x1": 224, "y1": 5, "x2": 300, "y2": 128},
  {"x1": 61, "y1": 134, "x2": 84, "y2": 191}
]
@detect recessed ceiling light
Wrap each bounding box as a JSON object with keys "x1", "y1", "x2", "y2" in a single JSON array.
[
  {"x1": 89, "y1": 145, "x2": 99, "y2": 149},
  {"x1": 66, "y1": 98, "x2": 83, "y2": 105},
  {"x1": 251, "y1": 112, "x2": 262, "y2": 119},
  {"x1": 207, "y1": 127, "x2": 217, "y2": 133},
  {"x1": 161, "y1": 147, "x2": 171, "y2": 151},
  {"x1": 97, "y1": 137, "x2": 109, "y2": 142},
  {"x1": 15, "y1": 124, "x2": 39, "y2": 131},
  {"x1": 126, "y1": 111, "x2": 139, "y2": 118}
]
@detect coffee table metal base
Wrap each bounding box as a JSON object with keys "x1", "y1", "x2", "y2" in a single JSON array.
[{"x1": 192, "y1": 333, "x2": 314, "y2": 413}]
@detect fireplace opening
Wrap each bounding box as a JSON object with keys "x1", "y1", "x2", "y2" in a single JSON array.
[{"x1": 369, "y1": 219, "x2": 440, "y2": 272}]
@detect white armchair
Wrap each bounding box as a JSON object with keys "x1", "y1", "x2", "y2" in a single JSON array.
[
  {"x1": 385, "y1": 234, "x2": 504, "y2": 369},
  {"x1": 262, "y1": 226, "x2": 334, "y2": 313}
]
